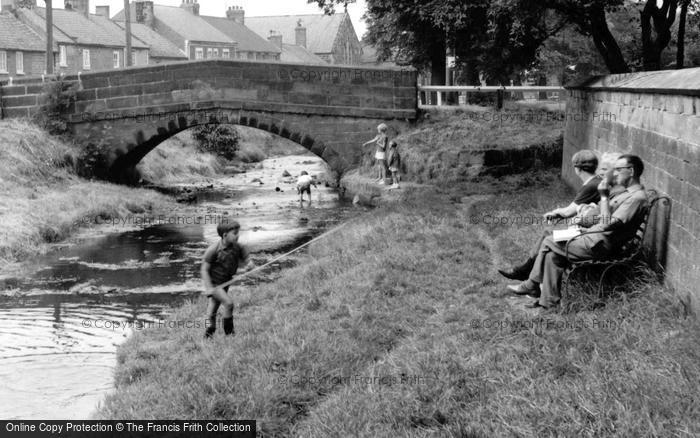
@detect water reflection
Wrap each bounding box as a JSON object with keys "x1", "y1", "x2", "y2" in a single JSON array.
[{"x1": 0, "y1": 293, "x2": 192, "y2": 419}]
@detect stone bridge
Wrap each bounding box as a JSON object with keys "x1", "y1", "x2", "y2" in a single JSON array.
[{"x1": 0, "y1": 60, "x2": 417, "y2": 181}]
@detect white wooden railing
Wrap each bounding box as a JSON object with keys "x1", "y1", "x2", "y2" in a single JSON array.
[{"x1": 417, "y1": 85, "x2": 566, "y2": 107}]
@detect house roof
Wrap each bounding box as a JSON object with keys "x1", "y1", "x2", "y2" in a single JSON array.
[
  {"x1": 201, "y1": 15, "x2": 280, "y2": 54},
  {"x1": 0, "y1": 12, "x2": 47, "y2": 52},
  {"x1": 14, "y1": 7, "x2": 73, "y2": 45},
  {"x1": 31, "y1": 7, "x2": 148, "y2": 48},
  {"x1": 245, "y1": 13, "x2": 348, "y2": 54},
  {"x1": 280, "y1": 43, "x2": 327, "y2": 64},
  {"x1": 114, "y1": 22, "x2": 187, "y2": 59},
  {"x1": 114, "y1": 4, "x2": 233, "y2": 44}
]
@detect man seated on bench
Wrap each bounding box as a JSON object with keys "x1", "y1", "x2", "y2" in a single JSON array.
[{"x1": 506, "y1": 154, "x2": 648, "y2": 310}]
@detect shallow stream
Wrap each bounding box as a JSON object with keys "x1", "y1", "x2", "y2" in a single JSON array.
[{"x1": 0, "y1": 154, "x2": 361, "y2": 419}]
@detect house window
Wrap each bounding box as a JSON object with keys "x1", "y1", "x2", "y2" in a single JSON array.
[
  {"x1": 15, "y1": 52, "x2": 24, "y2": 74},
  {"x1": 131, "y1": 50, "x2": 136, "y2": 66},
  {"x1": 195, "y1": 47, "x2": 203, "y2": 60},
  {"x1": 59, "y1": 45, "x2": 67, "y2": 67},
  {"x1": 82, "y1": 49, "x2": 91, "y2": 70},
  {"x1": 213, "y1": 48, "x2": 219, "y2": 58},
  {"x1": 0, "y1": 51, "x2": 6, "y2": 73},
  {"x1": 246, "y1": 52, "x2": 253, "y2": 60},
  {"x1": 222, "y1": 49, "x2": 230, "y2": 58},
  {"x1": 113, "y1": 50, "x2": 120, "y2": 68},
  {"x1": 145, "y1": 51, "x2": 149, "y2": 65},
  {"x1": 206, "y1": 48, "x2": 213, "y2": 59}
]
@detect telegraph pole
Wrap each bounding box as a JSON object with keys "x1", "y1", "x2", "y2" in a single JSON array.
[
  {"x1": 124, "y1": 0, "x2": 132, "y2": 66},
  {"x1": 45, "y1": 0, "x2": 54, "y2": 74}
]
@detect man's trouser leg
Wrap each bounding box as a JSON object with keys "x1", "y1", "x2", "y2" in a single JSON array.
[{"x1": 530, "y1": 236, "x2": 595, "y2": 307}]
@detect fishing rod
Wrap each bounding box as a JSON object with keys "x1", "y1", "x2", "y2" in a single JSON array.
[{"x1": 212, "y1": 217, "x2": 354, "y2": 290}]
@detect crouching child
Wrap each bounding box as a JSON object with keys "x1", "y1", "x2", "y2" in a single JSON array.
[
  {"x1": 296, "y1": 170, "x2": 318, "y2": 203},
  {"x1": 201, "y1": 221, "x2": 253, "y2": 338}
]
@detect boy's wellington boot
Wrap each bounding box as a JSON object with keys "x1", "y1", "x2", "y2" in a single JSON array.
[
  {"x1": 223, "y1": 317, "x2": 234, "y2": 335},
  {"x1": 204, "y1": 317, "x2": 216, "y2": 338}
]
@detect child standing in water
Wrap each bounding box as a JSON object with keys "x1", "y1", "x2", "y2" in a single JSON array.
[
  {"x1": 386, "y1": 140, "x2": 401, "y2": 189},
  {"x1": 296, "y1": 170, "x2": 318, "y2": 203},
  {"x1": 201, "y1": 221, "x2": 253, "y2": 338},
  {"x1": 362, "y1": 123, "x2": 389, "y2": 184}
]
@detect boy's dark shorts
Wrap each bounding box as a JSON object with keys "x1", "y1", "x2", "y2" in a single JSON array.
[{"x1": 298, "y1": 186, "x2": 311, "y2": 195}]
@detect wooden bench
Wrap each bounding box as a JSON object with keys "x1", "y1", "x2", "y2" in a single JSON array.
[{"x1": 560, "y1": 189, "x2": 671, "y2": 308}]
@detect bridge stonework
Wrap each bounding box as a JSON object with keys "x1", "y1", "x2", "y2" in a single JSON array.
[
  {"x1": 0, "y1": 60, "x2": 417, "y2": 179},
  {"x1": 565, "y1": 68, "x2": 700, "y2": 315}
]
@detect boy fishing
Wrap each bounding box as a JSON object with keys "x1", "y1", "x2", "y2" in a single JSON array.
[{"x1": 201, "y1": 221, "x2": 253, "y2": 338}]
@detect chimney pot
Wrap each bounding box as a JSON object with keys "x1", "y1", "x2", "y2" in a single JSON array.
[
  {"x1": 295, "y1": 20, "x2": 307, "y2": 49},
  {"x1": 268, "y1": 31, "x2": 283, "y2": 50},
  {"x1": 226, "y1": 4, "x2": 244, "y2": 24},
  {"x1": 95, "y1": 5, "x2": 109, "y2": 17},
  {"x1": 135, "y1": 1, "x2": 155, "y2": 28}
]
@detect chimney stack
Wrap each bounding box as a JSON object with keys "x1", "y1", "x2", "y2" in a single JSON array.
[
  {"x1": 180, "y1": 0, "x2": 199, "y2": 16},
  {"x1": 268, "y1": 31, "x2": 282, "y2": 49},
  {"x1": 135, "y1": 0, "x2": 155, "y2": 28},
  {"x1": 0, "y1": 0, "x2": 14, "y2": 12},
  {"x1": 226, "y1": 5, "x2": 244, "y2": 24},
  {"x1": 65, "y1": 0, "x2": 89, "y2": 17},
  {"x1": 295, "y1": 19, "x2": 307, "y2": 49},
  {"x1": 1, "y1": 0, "x2": 36, "y2": 11},
  {"x1": 95, "y1": 5, "x2": 109, "y2": 17}
]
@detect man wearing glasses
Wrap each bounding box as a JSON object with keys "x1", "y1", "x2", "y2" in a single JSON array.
[{"x1": 506, "y1": 154, "x2": 648, "y2": 310}]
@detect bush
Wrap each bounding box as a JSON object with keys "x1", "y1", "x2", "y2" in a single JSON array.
[
  {"x1": 75, "y1": 141, "x2": 110, "y2": 180},
  {"x1": 34, "y1": 78, "x2": 78, "y2": 135},
  {"x1": 192, "y1": 124, "x2": 240, "y2": 160}
]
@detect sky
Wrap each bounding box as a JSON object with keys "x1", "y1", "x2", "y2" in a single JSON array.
[{"x1": 58, "y1": 0, "x2": 369, "y2": 38}]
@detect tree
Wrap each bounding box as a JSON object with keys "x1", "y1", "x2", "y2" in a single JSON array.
[
  {"x1": 311, "y1": 0, "x2": 559, "y2": 84},
  {"x1": 310, "y1": 0, "x2": 700, "y2": 80},
  {"x1": 640, "y1": 0, "x2": 678, "y2": 70}
]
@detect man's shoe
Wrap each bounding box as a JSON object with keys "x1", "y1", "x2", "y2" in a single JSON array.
[
  {"x1": 498, "y1": 267, "x2": 529, "y2": 281},
  {"x1": 506, "y1": 282, "x2": 540, "y2": 297},
  {"x1": 497, "y1": 257, "x2": 535, "y2": 281},
  {"x1": 524, "y1": 300, "x2": 543, "y2": 309},
  {"x1": 525, "y1": 300, "x2": 559, "y2": 310}
]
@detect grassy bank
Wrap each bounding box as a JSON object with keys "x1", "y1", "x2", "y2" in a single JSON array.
[
  {"x1": 0, "y1": 119, "x2": 171, "y2": 264},
  {"x1": 137, "y1": 131, "x2": 226, "y2": 183},
  {"x1": 97, "y1": 172, "x2": 699, "y2": 436}
]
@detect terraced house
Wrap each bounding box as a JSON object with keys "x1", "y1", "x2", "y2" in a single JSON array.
[
  {"x1": 8, "y1": 0, "x2": 149, "y2": 74},
  {"x1": 0, "y1": 8, "x2": 52, "y2": 78}
]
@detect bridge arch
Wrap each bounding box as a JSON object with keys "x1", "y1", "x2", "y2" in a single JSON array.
[{"x1": 93, "y1": 108, "x2": 349, "y2": 182}]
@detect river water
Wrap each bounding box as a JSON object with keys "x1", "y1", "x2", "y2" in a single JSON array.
[{"x1": 0, "y1": 154, "x2": 361, "y2": 420}]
